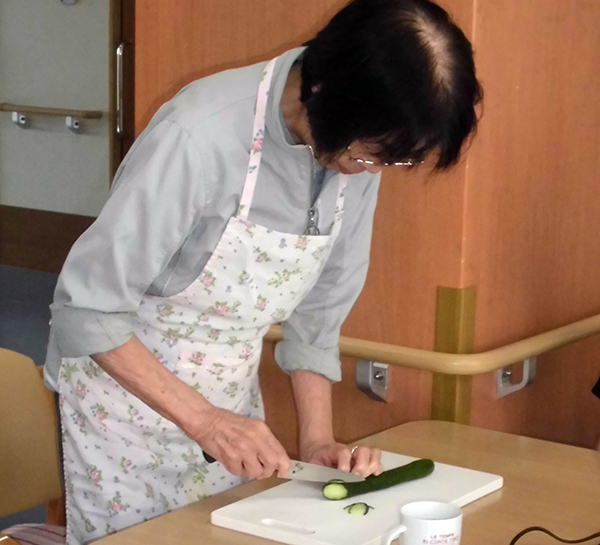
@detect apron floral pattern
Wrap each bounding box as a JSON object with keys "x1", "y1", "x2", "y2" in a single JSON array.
[{"x1": 58, "y1": 57, "x2": 348, "y2": 545}]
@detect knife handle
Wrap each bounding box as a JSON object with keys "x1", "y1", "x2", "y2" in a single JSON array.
[{"x1": 203, "y1": 450, "x2": 217, "y2": 464}]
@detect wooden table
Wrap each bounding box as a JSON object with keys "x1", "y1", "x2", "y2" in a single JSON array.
[{"x1": 97, "y1": 421, "x2": 600, "y2": 545}]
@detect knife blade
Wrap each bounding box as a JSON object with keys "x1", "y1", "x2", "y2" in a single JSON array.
[
  {"x1": 283, "y1": 460, "x2": 365, "y2": 483},
  {"x1": 202, "y1": 451, "x2": 364, "y2": 483}
]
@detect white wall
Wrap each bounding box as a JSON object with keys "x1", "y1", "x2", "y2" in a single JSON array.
[{"x1": 0, "y1": 0, "x2": 110, "y2": 217}]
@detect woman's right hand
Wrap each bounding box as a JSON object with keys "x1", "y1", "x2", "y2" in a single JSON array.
[{"x1": 191, "y1": 407, "x2": 290, "y2": 480}]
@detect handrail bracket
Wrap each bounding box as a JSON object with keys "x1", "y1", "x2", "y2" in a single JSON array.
[
  {"x1": 356, "y1": 360, "x2": 389, "y2": 402},
  {"x1": 12, "y1": 111, "x2": 28, "y2": 128},
  {"x1": 496, "y1": 357, "x2": 536, "y2": 398}
]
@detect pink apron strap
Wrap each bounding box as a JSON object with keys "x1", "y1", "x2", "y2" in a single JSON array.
[
  {"x1": 237, "y1": 58, "x2": 278, "y2": 220},
  {"x1": 237, "y1": 56, "x2": 348, "y2": 232}
]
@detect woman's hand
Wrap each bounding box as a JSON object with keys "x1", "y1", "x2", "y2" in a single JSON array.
[
  {"x1": 190, "y1": 407, "x2": 290, "y2": 480},
  {"x1": 301, "y1": 440, "x2": 383, "y2": 478}
]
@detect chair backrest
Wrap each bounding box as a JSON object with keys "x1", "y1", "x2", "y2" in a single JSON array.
[{"x1": 0, "y1": 348, "x2": 63, "y2": 518}]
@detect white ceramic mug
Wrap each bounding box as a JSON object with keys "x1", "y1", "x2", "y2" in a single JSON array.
[{"x1": 383, "y1": 501, "x2": 462, "y2": 545}]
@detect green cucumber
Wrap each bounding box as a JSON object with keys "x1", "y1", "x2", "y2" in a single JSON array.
[
  {"x1": 322, "y1": 459, "x2": 435, "y2": 500},
  {"x1": 344, "y1": 502, "x2": 374, "y2": 515}
]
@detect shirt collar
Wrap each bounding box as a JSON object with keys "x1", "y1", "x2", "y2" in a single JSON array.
[{"x1": 265, "y1": 47, "x2": 309, "y2": 154}]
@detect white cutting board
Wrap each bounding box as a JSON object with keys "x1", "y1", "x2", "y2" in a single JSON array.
[{"x1": 211, "y1": 452, "x2": 503, "y2": 545}]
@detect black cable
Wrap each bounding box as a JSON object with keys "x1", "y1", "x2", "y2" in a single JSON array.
[{"x1": 510, "y1": 526, "x2": 600, "y2": 545}]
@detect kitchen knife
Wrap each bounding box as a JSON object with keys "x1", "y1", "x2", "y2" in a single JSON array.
[
  {"x1": 284, "y1": 460, "x2": 365, "y2": 483},
  {"x1": 202, "y1": 451, "x2": 364, "y2": 482}
]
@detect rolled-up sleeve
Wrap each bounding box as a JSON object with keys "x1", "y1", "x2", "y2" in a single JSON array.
[
  {"x1": 45, "y1": 120, "x2": 206, "y2": 388},
  {"x1": 274, "y1": 173, "x2": 381, "y2": 382}
]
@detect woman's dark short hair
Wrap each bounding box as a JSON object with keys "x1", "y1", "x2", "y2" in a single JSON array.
[{"x1": 301, "y1": 0, "x2": 482, "y2": 169}]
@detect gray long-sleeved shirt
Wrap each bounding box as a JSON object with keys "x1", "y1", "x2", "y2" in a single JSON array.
[{"x1": 44, "y1": 47, "x2": 381, "y2": 391}]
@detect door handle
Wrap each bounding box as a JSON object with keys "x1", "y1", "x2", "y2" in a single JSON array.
[{"x1": 116, "y1": 42, "x2": 125, "y2": 137}]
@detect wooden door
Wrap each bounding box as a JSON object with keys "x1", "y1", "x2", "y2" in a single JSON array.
[{"x1": 134, "y1": 0, "x2": 476, "y2": 455}]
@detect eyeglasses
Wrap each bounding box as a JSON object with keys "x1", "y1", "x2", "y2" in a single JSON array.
[{"x1": 347, "y1": 147, "x2": 424, "y2": 168}]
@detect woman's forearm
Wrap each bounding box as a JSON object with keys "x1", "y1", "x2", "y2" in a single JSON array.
[
  {"x1": 91, "y1": 335, "x2": 214, "y2": 437},
  {"x1": 290, "y1": 369, "x2": 335, "y2": 456},
  {"x1": 91, "y1": 336, "x2": 289, "y2": 478}
]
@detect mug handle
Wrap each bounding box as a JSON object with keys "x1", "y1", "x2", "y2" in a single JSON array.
[{"x1": 383, "y1": 524, "x2": 408, "y2": 545}]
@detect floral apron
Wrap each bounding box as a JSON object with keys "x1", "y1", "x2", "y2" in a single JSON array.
[{"x1": 58, "y1": 57, "x2": 348, "y2": 545}]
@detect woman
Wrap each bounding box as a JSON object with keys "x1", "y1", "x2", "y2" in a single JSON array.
[{"x1": 45, "y1": 0, "x2": 482, "y2": 543}]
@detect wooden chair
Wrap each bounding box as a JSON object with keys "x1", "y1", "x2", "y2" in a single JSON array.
[{"x1": 0, "y1": 348, "x2": 66, "y2": 544}]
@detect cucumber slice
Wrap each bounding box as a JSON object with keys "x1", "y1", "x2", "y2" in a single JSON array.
[
  {"x1": 322, "y1": 459, "x2": 435, "y2": 500},
  {"x1": 322, "y1": 481, "x2": 348, "y2": 500},
  {"x1": 344, "y1": 503, "x2": 374, "y2": 516}
]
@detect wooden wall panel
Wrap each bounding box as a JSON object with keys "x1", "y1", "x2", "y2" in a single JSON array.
[
  {"x1": 0, "y1": 205, "x2": 94, "y2": 274},
  {"x1": 135, "y1": 0, "x2": 478, "y2": 453},
  {"x1": 471, "y1": 337, "x2": 600, "y2": 448},
  {"x1": 134, "y1": 0, "x2": 347, "y2": 137},
  {"x1": 463, "y1": 0, "x2": 600, "y2": 446}
]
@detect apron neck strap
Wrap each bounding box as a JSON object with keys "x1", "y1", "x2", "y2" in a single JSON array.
[
  {"x1": 237, "y1": 57, "x2": 349, "y2": 231},
  {"x1": 237, "y1": 58, "x2": 278, "y2": 220}
]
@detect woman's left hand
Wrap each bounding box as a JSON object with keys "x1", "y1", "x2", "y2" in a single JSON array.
[{"x1": 301, "y1": 441, "x2": 383, "y2": 478}]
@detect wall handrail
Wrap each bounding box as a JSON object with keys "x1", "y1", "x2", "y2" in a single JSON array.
[
  {"x1": 264, "y1": 312, "x2": 600, "y2": 375},
  {"x1": 0, "y1": 102, "x2": 103, "y2": 120}
]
